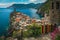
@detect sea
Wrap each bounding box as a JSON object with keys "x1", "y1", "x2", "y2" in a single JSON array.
[{"x1": 0, "y1": 8, "x2": 42, "y2": 36}]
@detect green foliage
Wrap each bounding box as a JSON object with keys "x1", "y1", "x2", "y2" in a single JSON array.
[
  {"x1": 12, "y1": 23, "x2": 42, "y2": 38},
  {"x1": 0, "y1": 38, "x2": 4, "y2": 40},
  {"x1": 23, "y1": 23, "x2": 42, "y2": 38},
  {"x1": 23, "y1": 29, "x2": 33, "y2": 38},
  {"x1": 55, "y1": 34, "x2": 60, "y2": 40},
  {"x1": 12, "y1": 31, "x2": 16, "y2": 37},
  {"x1": 38, "y1": 0, "x2": 50, "y2": 14}
]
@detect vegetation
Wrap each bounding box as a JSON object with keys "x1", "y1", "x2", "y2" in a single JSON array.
[
  {"x1": 12, "y1": 23, "x2": 42, "y2": 38},
  {"x1": 23, "y1": 23, "x2": 42, "y2": 38},
  {"x1": 38, "y1": 0, "x2": 50, "y2": 15},
  {"x1": 55, "y1": 34, "x2": 60, "y2": 40}
]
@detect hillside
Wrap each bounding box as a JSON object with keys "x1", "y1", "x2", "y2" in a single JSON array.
[
  {"x1": 37, "y1": 0, "x2": 50, "y2": 16},
  {"x1": 8, "y1": 3, "x2": 43, "y2": 9}
]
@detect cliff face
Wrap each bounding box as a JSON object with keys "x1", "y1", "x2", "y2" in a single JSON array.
[
  {"x1": 37, "y1": 0, "x2": 50, "y2": 16},
  {"x1": 8, "y1": 3, "x2": 43, "y2": 9}
]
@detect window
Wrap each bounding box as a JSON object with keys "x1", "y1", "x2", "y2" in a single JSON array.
[
  {"x1": 56, "y1": 2, "x2": 59, "y2": 9},
  {"x1": 52, "y1": 11, "x2": 54, "y2": 13},
  {"x1": 52, "y1": 2, "x2": 54, "y2": 9}
]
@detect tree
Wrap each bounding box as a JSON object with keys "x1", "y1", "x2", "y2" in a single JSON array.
[
  {"x1": 23, "y1": 23, "x2": 42, "y2": 38},
  {"x1": 37, "y1": 0, "x2": 50, "y2": 16}
]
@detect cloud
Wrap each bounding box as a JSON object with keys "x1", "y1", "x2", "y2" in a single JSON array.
[
  {"x1": 38, "y1": 0, "x2": 47, "y2": 3},
  {"x1": 0, "y1": 2, "x2": 29, "y2": 8},
  {"x1": 0, "y1": 3, "x2": 13, "y2": 8},
  {"x1": 0, "y1": 0, "x2": 47, "y2": 8},
  {"x1": 29, "y1": 0, "x2": 37, "y2": 2},
  {"x1": 0, "y1": 0, "x2": 47, "y2": 3},
  {"x1": 29, "y1": 0, "x2": 47, "y2": 3}
]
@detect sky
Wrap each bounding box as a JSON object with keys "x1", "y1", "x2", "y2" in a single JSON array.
[{"x1": 0, "y1": 0, "x2": 47, "y2": 8}]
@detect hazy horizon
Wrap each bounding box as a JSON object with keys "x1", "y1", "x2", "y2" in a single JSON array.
[{"x1": 0, "y1": 0, "x2": 47, "y2": 8}]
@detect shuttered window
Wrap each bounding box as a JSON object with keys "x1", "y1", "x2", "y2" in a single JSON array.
[{"x1": 56, "y1": 2, "x2": 59, "y2": 9}]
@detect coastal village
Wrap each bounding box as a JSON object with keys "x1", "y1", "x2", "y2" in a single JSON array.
[
  {"x1": 0, "y1": 0, "x2": 60, "y2": 40},
  {"x1": 8, "y1": 9, "x2": 52, "y2": 40},
  {"x1": 7, "y1": 3, "x2": 60, "y2": 40}
]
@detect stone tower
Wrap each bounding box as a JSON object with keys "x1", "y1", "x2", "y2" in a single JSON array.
[{"x1": 49, "y1": 0, "x2": 60, "y2": 25}]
